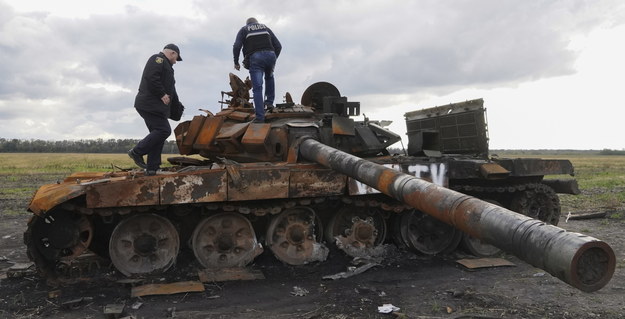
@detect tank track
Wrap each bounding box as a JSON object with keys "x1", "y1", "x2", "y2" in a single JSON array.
[
  {"x1": 26, "y1": 183, "x2": 561, "y2": 281},
  {"x1": 26, "y1": 194, "x2": 411, "y2": 281},
  {"x1": 82, "y1": 195, "x2": 411, "y2": 218}
]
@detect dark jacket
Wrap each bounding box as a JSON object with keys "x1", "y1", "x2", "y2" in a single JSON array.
[
  {"x1": 233, "y1": 22, "x2": 282, "y2": 65},
  {"x1": 134, "y1": 52, "x2": 181, "y2": 118}
]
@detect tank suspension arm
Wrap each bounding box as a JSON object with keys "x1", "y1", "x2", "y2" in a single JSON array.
[{"x1": 298, "y1": 137, "x2": 615, "y2": 292}]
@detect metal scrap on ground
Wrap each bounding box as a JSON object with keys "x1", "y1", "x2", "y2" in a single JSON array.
[{"x1": 322, "y1": 262, "x2": 380, "y2": 280}]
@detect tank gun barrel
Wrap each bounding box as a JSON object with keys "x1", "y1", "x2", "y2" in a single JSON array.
[{"x1": 298, "y1": 137, "x2": 615, "y2": 292}]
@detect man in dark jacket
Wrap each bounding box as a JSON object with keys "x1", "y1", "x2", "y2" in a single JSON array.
[
  {"x1": 128, "y1": 43, "x2": 184, "y2": 175},
  {"x1": 233, "y1": 17, "x2": 282, "y2": 123}
]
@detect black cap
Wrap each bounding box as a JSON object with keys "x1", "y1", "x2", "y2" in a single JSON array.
[{"x1": 164, "y1": 43, "x2": 182, "y2": 61}]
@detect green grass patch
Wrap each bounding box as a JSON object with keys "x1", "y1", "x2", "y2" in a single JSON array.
[
  {"x1": 0, "y1": 153, "x2": 173, "y2": 174},
  {"x1": 0, "y1": 187, "x2": 36, "y2": 195}
]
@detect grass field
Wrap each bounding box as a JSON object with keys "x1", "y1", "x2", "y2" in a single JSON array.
[{"x1": 0, "y1": 153, "x2": 624, "y2": 216}]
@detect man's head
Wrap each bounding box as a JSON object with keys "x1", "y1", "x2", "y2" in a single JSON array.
[
  {"x1": 163, "y1": 43, "x2": 183, "y2": 64},
  {"x1": 246, "y1": 17, "x2": 258, "y2": 25}
]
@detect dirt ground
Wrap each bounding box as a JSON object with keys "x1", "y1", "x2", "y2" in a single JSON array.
[{"x1": 0, "y1": 174, "x2": 624, "y2": 319}]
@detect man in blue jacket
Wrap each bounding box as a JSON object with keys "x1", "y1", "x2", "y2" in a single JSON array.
[
  {"x1": 128, "y1": 43, "x2": 184, "y2": 175},
  {"x1": 233, "y1": 17, "x2": 282, "y2": 123}
]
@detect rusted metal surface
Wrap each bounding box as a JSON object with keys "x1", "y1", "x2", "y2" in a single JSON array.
[
  {"x1": 194, "y1": 116, "x2": 223, "y2": 150},
  {"x1": 176, "y1": 115, "x2": 206, "y2": 154},
  {"x1": 161, "y1": 171, "x2": 227, "y2": 205},
  {"x1": 191, "y1": 213, "x2": 263, "y2": 269},
  {"x1": 332, "y1": 116, "x2": 356, "y2": 136},
  {"x1": 479, "y1": 162, "x2": 510, "y2": 179},
  {"x1": 299, "y1": 137, "x2": 615, "y2": 292},
  {"x1": 241, "y1": 122, "x2": 271, "y2": 153},
  {"x1": 289, "y1": 168, "x2": 346, "y2": 197},
  {"x1": 542, "y1": 179, "x2": 581, "y2": 195},
  {"x1": 28, "y1": 183, "x2": 87, "y2": 214},
  {"x1": 109, "y1": 214, "x2": 179, "y2": 276},
  {"x1": 228, "y1": 166, "x2": 289, "y2": 201},
  {"x1": 348, "y1": 162, "x2": 449, "y2": 195},
  {"x1": 265, "y1": 206, "x2": 328, "y2": 265},
  {"x1": 86, "y1": 177, "x2": 160, "y2": 208}
]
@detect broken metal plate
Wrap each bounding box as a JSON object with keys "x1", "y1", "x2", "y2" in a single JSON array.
[
  {"x1": 456, "y1": 257, "x2": 516, "y2": 269},
  {"x1": 130, "y1": 281, "x2": 205, "y2": 298}
]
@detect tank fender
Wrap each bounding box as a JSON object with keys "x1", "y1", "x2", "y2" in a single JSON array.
[{"x1": 28, "y1": 182, "x2": 87, "y2": 215}]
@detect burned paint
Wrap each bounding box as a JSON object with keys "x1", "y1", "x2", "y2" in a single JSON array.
[
  {"x1": 86, "y1": 177, "x2": 160, "y2": 208},
  {"x1": 349, "y1": 162, "x2": 448, "y2": 195},
  {"x1": 228, "y1": 167, "x2": 290, "y2": 201},
  {"x1": 161, "y1": 171, "x2": 227, "y2": 204},
  {"x1": 289, "y1": 168, "x2": 346, "y2": 197},
  {"x1": 28, "y1": 183, "x2": 87, "y2": 215}
]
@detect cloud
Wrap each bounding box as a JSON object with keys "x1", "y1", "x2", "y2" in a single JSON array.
[{"x1": 0, "y1": 0, "x2": 624, "y2": 150}]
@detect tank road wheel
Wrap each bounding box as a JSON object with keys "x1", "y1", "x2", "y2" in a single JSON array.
[
  {"x1": 398, "y1": 210, "x2": 461, "y2": 255},
  {"x1": 191, "y1": 213, "x2": 263, "y2": 269},
  {"x1": 266, "y1": 207, "x2": 328, "y2": 265},
  {"x1": 26, "y1": 210, "x2": 93, "y2": 275},
  {"x1": 510, "y1": 184, "x2": 561, "y2": 225},
  {"x1": 461, "y1": 234, "x2": 502, "y2": 257},
  {"x1": 325, "y1": 206, "x2": 387, "y2": 257},
  {"x1": 460, "y1": 199, "x2": 502, "y2": 257},
  {"x1": 109, "y1": 214, "x2": 180, "y2": 277}
]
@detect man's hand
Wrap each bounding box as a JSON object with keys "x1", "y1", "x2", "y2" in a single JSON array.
[
  {"x1": 234, "y1": 63, "x2": 240, "y2": 71},
  {"x1": 161, "y1": 94, "x2": 171, "y2": 105}
]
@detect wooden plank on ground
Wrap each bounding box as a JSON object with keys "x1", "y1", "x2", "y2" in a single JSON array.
[
  {"x1": 131, "y1": 281, "x2": 205, "y2": 297},
  {"x1": 456, "y1": 258, "x2": 516, "y2": 269},
  {"x1": 198, "y1": 267, "x2": 265, "y2": 282}
]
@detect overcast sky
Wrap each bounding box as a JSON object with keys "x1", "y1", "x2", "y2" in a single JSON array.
[{"x1": 1, "y1": 0, "x2": 624, "y2": 150}]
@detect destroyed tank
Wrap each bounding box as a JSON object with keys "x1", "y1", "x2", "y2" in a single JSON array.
[{"x1": 25, "y1": 74, "x2": 615, "y2": 292}]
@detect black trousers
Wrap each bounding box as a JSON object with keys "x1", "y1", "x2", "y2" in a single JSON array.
[{"x1": 133, "y1": 109, "x2": 171, "y2": 171}]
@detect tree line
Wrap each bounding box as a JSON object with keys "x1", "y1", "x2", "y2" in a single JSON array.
[
  {"x1": 1, "y1": 138, "x2": 623, "y2": 155},
  {"x1": 0, "y1": 138, "x2": 180, "y2": 154}
]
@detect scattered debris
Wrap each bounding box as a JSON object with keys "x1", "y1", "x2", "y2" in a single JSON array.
[
  {"x1": 7, "y1": 262, "x2": 35, "y2": 278},
  {"x1": 566, "y1": 211, "x2": 608, "y2": 221},
  {"x1": 131, "y1": 281, "x2": 205, "y2": 298},
  {"x1": 291, "y1": 286, "x2": 309, "y2": 296},
  {"x1": 103, "y1": 303, "x2": 125, "y2": 319},
  {"x1": 167, "y1": 307, "x2": 176, "y2": 318},
  {"x1": 322, "y1": 262, "x2": 380, "y2": 280},
  {"x1": 117, "y1": 278, "x2": 144, "y2": 286},
  {"x1": 197, "y1": 267, "x2": 265, "y2": 282},
  {"x1": 456, "y1": 258, "x2": 515, "y2": 269},
  {"x1": 533, "y1": 272, "x2": 546, "y2": 277},
  {"x1": 335, "y1": 237, "x2": 392, "y2": 258},
  {"x1": 377, "y1": 303, "x2": 400, "y2": 313},
  {"x1": 61, "y1": 297, "x2": 93, "y2": 310},
  {"x1": 47, "y1": 290, "x2": 61, "y2": 299},
  {"x1": 130, "y1": 301, "x2": 143, "y2": 310}
]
